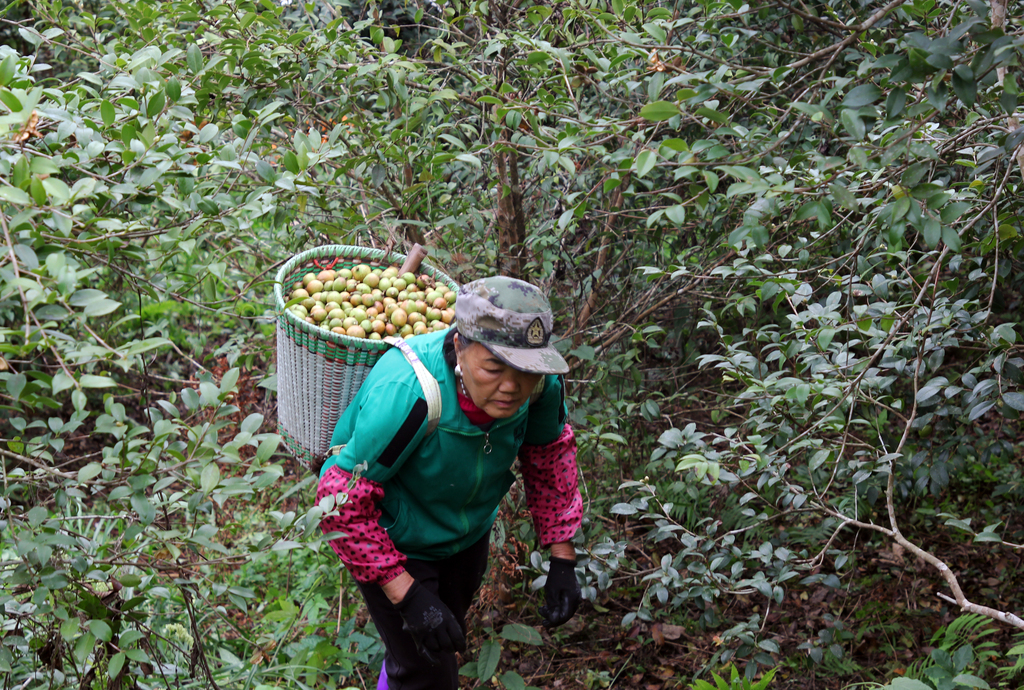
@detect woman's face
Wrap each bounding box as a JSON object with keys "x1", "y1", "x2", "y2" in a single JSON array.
[{"x1": 456, "y1": 337, "x2": 543, "y2": 419}]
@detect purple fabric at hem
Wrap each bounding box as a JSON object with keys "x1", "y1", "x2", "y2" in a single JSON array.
[{"x1": 377, "y1": 660, "x2": 388, "y2": 690}]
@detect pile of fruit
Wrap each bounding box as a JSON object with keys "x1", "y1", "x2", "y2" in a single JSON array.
[{"x1": 285, "y1": 264, "x2": 456, "y2": 340}]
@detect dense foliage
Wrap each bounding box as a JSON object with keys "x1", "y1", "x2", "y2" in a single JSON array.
[{"x1": 2, "y1": 0, "x2": 1024, "y2": 686}]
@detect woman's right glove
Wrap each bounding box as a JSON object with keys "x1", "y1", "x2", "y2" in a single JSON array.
[
  {"x1": 394, "y1": 580, "x2": 467, "y2": 664},
  {"x1": 540, "y1": 557, "x2": 581, "y2": 628}
]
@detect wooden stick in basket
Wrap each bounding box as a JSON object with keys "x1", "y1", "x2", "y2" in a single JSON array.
[{"x1": 399, "y1": 243, "x2": 429, "y2": 275}]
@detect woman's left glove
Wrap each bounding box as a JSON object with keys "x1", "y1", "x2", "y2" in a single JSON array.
[
  {"x1": 395, "y1": 580, "x2": 466, "y2": 663},
  {"x1": 539, "y1": 557, "x2": 581, "y2": 628}
]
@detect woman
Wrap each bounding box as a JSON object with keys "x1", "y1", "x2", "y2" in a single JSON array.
[{"x1": 317, "y1": 276, "x2": 583, "y2": 690}]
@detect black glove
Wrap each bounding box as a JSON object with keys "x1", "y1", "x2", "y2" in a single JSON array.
[
  {"x1": 394, "y1": 580, "x2": 466, "y2": 663},
  {"x1": 539, "y1": 557, "x2": 581, "y2": 628}
]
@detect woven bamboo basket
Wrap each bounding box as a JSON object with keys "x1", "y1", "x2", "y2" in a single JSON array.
[{"x1": 274, "y1": 245, "x2": 459, "y2": 470}]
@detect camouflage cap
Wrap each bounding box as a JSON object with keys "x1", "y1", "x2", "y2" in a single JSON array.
[{"x1": 455, "y1": 276, "x2": 569, "y2": 375}]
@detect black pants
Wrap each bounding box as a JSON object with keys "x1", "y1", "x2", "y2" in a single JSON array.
[{"x1": 356, "y1": 534, "x2": 490, "y2": 690}]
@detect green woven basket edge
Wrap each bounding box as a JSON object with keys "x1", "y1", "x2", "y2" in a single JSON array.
[{"x1": 274, "y1": 245, "x2": 458, "y2": 352}]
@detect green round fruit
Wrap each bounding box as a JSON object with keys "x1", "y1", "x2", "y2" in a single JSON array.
[
  {"x1": 363, "y1": 273, "x2": 380, "y2": 289},
  {"x1": 349, "y1": 308, "x2": 368, "y2": 323},
  {"x1": 352, "y1": 264, "x2": 372, "y2": 281},
  {"x1": 347, "y1": 325, "x2": 367, "y2": 338},
  {"x1": 310, "y1": 307, "x2": 328, "y2": 322},
  {"x1": 302, "y1": 273, "x2": 317, "y2": 287},
  {"x1": 338, "y1": 268, "x2": 352, "y2": 280},
  {"x1": 391, "y1": 309, "x2": 408, "y2": 327}
]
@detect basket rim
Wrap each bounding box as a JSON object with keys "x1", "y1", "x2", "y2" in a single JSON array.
[{"x1": 274, "y1": 244, "x2": 459, "y2": 349}]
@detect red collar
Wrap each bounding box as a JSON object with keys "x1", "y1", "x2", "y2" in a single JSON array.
[{"x1": 457, "y1": 390, "x2": 495, "y2": 426}]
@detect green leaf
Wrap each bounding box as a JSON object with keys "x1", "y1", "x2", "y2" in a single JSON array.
[
  {"x1": 0, "y1": 184, "x2": 30, "y2": 202},
  {"x1": 1003, "y1": 392, "x2": 1024, "y2": 411},
  {"x1": 201, "y1": 463, "x2": 221, "y2": 494},
  {"x1": 0, "y1": 55, "x2": 15, "y2": 87},
  {"x1": 942, "y1": 225, "x2": 962, "y2": 252},
  {"x1": 665, "y1": 204, "x2": 686, "y2": 224},
  {"x1": 88, "y1": 619, "x2": 112, "y2": 643},
  {"x1": 635, "y1": 149, "x2": 657, "y2": 177},
  {"x1": 695, "y1": 106, "x2": 728, "y2": 124},
  {"x1": 477, "y1": 640, "x2": 501, "y2": 681},
  {"x1": 500, "y1": 624, "x2": 544, "y2": 645},
  {"x1": 131, "y1": 492, "x2": 156, "y2": 525},
  {"x1": 52, "y1": 372, "x2": 75, "y2": 394},
  {"x1": 818, "y1": 328, "x2": 835, "y2": 350},
  {"x1": 923, "y1": 218, "x2": 941, "y2": 248},
  {"x1": 77, "y1": 462, "x2": 103, "y2": 483},
  {"x1": 187, "y1": 44, "x2": 204, "y2": 74},
  {"x1": 80, "y1": 375, "x2": 117, "y2": 388},
  {"x1": 256, "y1": 435, "x2": 280, "y2": 462},
  {"x1": 886, "y1": 87, "x2": 907, "y2": 118},
  {"x1": 101, "y1": 100, "x2": 115, "y2": 127},
  {"x1": 147, "y1": 90, "x2": 166, "y2": 118},
  {"x1": 639, "y1": 100, "x2": 680, "y2": 122},
  {"x1": 952, "y1": 65, "x2": 977, "y2": 106},
  {"x1": 882, "y1": 680, "x2": 932, "y2": 690},
  {"x1": 841, "y1": 84, "x2": 883, "y2": 108},
  {"x1": 841, "y1": 109, "x2": 865, "y2": 140},
  {"x1": 7, "y1": 373, "x2": 26, "y2": 400},
  {"x1": 74, "y1": 632, "x2": 96, "y2": 665},
  {"x1": 950, "y1": 674, "x2": 990, "y2": 689},
  {"x1": 108, "y1": 652, "x2": 126, "y2": 678},
  {"x1": 829, "y1": 183, "x2": 858, "y2": 211},
  {"x1": 283, "y1": 151, "x2": 299, "y2": 174},
  {"x1": 498, "y1": 671, "x2": 527, "y2": 690}
]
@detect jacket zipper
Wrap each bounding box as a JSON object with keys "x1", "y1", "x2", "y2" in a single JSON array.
[{"x1": 441, "y1": 425, "x2": 502, "y2": 534}]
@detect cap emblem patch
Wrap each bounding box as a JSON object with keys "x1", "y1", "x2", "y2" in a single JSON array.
[{"x1": 526, "y1": 318, "x2": 545, "y2": 346}]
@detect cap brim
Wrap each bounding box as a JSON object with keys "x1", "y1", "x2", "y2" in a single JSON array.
[{"x1": 486, "y1": 343, "x2": 570, "y2": 375}]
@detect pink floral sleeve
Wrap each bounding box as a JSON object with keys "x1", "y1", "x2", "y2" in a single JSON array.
[
  {"x1": 519, "y1": 424, "x2": 583, "y2": 546},
  {"x1": 317, "y1": 465, "x2": 406, "y2": 585}
]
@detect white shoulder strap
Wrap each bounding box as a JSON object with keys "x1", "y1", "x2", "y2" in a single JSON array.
[
  {"x1": 529, "y1": 375, "x2": 547, "y2": 404},
  {"x1": 384, "y1": 336, "x2": 442, "y2": 435}
]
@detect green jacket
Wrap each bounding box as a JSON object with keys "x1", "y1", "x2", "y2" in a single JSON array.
[{"x1": 320, "y1": 328, "x2": 568, "y2": 561}]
